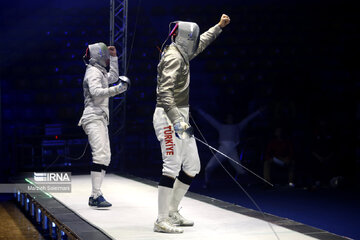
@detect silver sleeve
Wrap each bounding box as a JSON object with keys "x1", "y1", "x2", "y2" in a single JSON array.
[
  {"x1": 157, "y1": 54, "x2": 184, "y2": 124},
  {"x1": 191, "y1": 24, "x2": 222, "y2": 60}
]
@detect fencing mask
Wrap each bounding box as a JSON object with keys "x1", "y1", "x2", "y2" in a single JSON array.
[
  {"x1": 170, "y1": 21, "x2": 200, "y2": 61},
  {"x1": 86, "y1": 42, "x2": 110, "y2": 68}
]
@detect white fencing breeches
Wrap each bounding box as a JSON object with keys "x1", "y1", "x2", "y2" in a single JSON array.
[
  {"x1": 153, "y1": 107, "x2": 201, "y2": 178},
  {"x1": 83, "y1": 118, "x2": 111, "y2": 166}
]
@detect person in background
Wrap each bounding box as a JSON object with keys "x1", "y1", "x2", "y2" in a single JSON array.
[
  {"x1": 197, "y1": 108, "x2": 264, "y2": 188},
  {"x1": 263, "y1": 127, "x2": 295, "y2": 187},
  {"x1": 310, "y1": 119, "x2": 336, "y2": 188}
]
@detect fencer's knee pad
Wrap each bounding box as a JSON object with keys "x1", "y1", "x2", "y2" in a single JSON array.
[
  {"x1": 91, "y1": 163, "x2": 108, "y2": 172},
  {"x1": 159, "y1": 175, "x2": 175, "y2": 188},
  {"x1": 178, "y1": 170, "x2": 194, "y2": 185}
]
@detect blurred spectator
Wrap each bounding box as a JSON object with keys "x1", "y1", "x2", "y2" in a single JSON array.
[
  {"x1": 263, "y1": 127, "x2": 295, "y2": 187},
  {"x1": 310, "y1": 119, "x2": 337, "y2": 188},
  {"x1": 197, "y1": 108, "x2": 263, "y2": 188},
  {"x1": 272, "y1": 95, "x2": 296, "y2": 129}
]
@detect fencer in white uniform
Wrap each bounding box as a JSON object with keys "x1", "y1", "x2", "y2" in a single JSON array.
[
  {"x1": 78, "y1": 42, "x2": 130, "y2": 208},
  {"x1": 153, "y1": 15, "x2": 231, "y2": 233},
  {"x1": 198, "y1": 109, "x2": 263, "y2": 187}
]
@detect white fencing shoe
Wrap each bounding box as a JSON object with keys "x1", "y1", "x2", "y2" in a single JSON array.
[
  {"x1": 154, "y1": 218, "x2": 184, "y2": 233},
  {"x1": 169, "y1": 211, "x2": 194, "y2": 226}
]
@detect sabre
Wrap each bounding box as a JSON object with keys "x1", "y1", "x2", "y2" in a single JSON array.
[{"x1": 186, "y1": 129, "x2": 273, "y2": 187}]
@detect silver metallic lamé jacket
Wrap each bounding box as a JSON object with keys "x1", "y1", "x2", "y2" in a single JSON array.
[{"x1": 156, "y1": 24, "x2": 222, "y2": 124}]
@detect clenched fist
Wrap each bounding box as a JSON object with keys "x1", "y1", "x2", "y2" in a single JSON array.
[
  {"x1": 108, "y1": 46, "x2": 117, "y2": 57},
  {"x1": 218, "y1": 14, "x2": 230, "y2": 28}
]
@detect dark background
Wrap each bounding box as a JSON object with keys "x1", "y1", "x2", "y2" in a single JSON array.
[{"x1": 0, "y1": 0, "x2": 359, "y2": 238}]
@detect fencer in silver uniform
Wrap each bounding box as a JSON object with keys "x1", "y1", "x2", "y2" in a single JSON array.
[
  {"x1": 78, "y1": 42, "x2": 130, "y2": 208},
  {"x1": 153, "y1": 14, "x2": 231, "y2": 233}
]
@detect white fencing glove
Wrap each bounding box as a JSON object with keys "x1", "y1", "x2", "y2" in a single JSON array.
[
  {"x1": 108, "y1": 77, "x2": 130, "y2": 96},
  {"x1": 119, "y1": 76, "x2": 131, "y2": 90},
  {"x1": 110, "y1": 76, "x2": 130, "y2": 96}
]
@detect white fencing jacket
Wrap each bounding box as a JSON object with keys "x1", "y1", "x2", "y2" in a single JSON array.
[{"x1": 78, "y1": 56, "x2": 120, "y2": 126}]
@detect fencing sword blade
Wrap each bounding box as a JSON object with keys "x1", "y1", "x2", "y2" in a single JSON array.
[
  {"x1": 190, "y1": 115, "x2": 280, "y2": 240},
  {"x1": 193, "y1": 136, "x2": 273, "y2": 187}
]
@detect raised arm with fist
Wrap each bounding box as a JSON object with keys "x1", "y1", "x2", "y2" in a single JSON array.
[{"x1": 218, "y1": 14, "x2": 231, "y2": 28}]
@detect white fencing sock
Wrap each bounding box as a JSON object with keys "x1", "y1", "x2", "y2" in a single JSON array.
[
  {"x1": 91, "y1": 171, "x2": 103, "y2": 199},
  {"x1": 101, "y1": 169, "x2": 106, "y2": 181},
  {"x1": 169, "y1": 178, "x2": 190, "y2": 213},
  {"x1": 158, "y1": 186, "x2": 173, "y2": 221}
]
